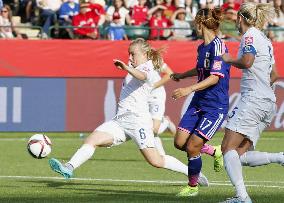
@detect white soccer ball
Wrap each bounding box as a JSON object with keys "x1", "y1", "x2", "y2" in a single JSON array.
[{"x1": 27, "y1": 134, "x2": 52, "y2": 159}]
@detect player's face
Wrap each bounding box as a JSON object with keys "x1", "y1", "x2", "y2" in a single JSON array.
[
  {"x1": 128, "y1": 45, "x2": 147, "y2": 67},
  {"x1": 236, "y1": 15, "x2": 242, "y2": 34}
]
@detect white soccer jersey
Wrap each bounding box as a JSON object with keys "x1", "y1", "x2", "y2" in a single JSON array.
[
  {"x1": 238, "y1": 27, "x2": 276, "y2": 102},
  {"x1": 149, "y1": 64, "x2": 166, "y2": 101},
  {"x1": 117, "y1": 60, "x2": 155, "y2": 117}
]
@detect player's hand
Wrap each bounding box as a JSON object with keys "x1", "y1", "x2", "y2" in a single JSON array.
[
  {"x1": 222, "y1": 53, "x2": 232, "y2": 63},
  {"x1": 170, "y1": 73, "x2": 183, "y2": 82},
  {"x1": 113, "y1": 59, "x2": 127, "y2": 70},
  {"x1": 172, "y1": 87, "x2": 193, "y2": 100}
]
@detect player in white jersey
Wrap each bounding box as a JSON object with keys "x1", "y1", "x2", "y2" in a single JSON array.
[
  {"x1": 221, "y1": 3, "x2": 284, "y2": 203},
  {"x1": 149, "y1": 63, "x2": 176, "y2": 155},
  {"x1": 48, "y1": 38, "x2": 208, "y2": 186}
]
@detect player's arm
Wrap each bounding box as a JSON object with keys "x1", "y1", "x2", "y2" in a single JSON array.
[
  {"x1": 153, "y1": 63, "x2": 173, "y2": 89},
  {"x1": 172, "y1": 75, "x2": 219, "y2": 99},
  {"x1": 270, "y1": 64, "x2": 278, "y2": 85},
  {"x1": 222, "y1": 53, "x2": 255, "y2": 69},
  {"x1": 113, "y1": 59, "x2": 147, "y2": 80},
  {"x1": 170, "y1": 68, "x2": 198, "y2": 82}
]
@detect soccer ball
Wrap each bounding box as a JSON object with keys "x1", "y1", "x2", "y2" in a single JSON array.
[{"x1": 27, "y1": 134, "x2": 52, "y2": 159}]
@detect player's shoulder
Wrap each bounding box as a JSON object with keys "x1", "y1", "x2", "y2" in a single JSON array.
[
  {"x1": 211, "y1": 37, "x2": 225, "y2": 56},
  {"x1": 138, "y1": 60, "x2": 155, "y2": 73}
]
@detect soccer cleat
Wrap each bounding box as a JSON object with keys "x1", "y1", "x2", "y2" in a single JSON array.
[
  {"x1": 197, "y1": 173, "x2": 209, "y2": 187},
  {"x1": 220, "y1": 196, "x2": 252, "y2": 203},
  {"x1": 213, "y1": 145, "x2": 223, "y2": 172},
  {"x1": 176, "y1": 185, "x2": 198, "y2": 197},
  {"x1": 49, "y1": 158, "x2": 73, "y2": 179}
]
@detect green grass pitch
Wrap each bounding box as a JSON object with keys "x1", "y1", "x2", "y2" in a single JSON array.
[{"x1": 0, "y1": 132, "x2": 284, "y2": 203}]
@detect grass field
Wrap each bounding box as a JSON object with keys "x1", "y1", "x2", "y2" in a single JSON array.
[{"x1": 0, "y1": 132, "x2": 284, "y2": 203}]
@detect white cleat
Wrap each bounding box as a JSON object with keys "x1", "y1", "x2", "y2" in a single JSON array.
[
  {"x1": 197, "y1": 172, "x2": 209, "y2": 187},
  {"x1": 220, "y1": 196, "x2": 252, "y2": 203}
]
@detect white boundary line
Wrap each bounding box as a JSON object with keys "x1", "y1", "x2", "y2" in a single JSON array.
[{"x1": 0, "y1": 176, "x2": 283, "y2": 189}]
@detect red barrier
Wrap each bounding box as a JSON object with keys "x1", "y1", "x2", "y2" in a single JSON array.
[
  {"x1": 1, "y1": 40, "x2": 284, "y2": 77},
  {"x1": 65, "y1": 78, "x2": 284, "y2": 131}
]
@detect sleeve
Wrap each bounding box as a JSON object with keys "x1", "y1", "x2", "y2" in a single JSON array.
[
  {"x1": 240, "y1": 32, "x2": 257, "y2": 56},
  {"x1": 59, "y1": 4, "x2": 68, "y2": 18},
  {"x1": 137, "y1": 64, "x2": 153, "y2": 81},
  {"x1": 209, "y1": 39, "x2": 227, "y2": 78}
]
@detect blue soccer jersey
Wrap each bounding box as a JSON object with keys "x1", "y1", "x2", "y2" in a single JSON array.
[{"x1": 191, "y1": 37, "x2": 230, "y2": 112}]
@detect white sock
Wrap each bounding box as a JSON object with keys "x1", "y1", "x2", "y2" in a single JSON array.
[
  {"x1": 167, "y1": 119, "x2": 176, "y2": 135},
  {"x1": 240, "y1": 151, "x2": 284, "y2": 167},
  {"x1": 158, "y1": 119, "x2": 169, "y2": 134},
  {"x1": 67, "y1": 144, "x2": 95, "y2": 169},
  {"x1": 163, "y1": 155, "x2": 188, "y2": 175},
  {"x1": 154, "y1": 136, "x2": 166, "y2": 155},
  {"x1": 224, "y1": 150, "x2": 248, "y2": 199}
]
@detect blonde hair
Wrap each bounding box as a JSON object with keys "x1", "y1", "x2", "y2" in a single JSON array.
[
  {"x1": 238, "y1": 2, "x2": 276, "y2": 30},
  {"x1": 195, "y1": 7, "x2": 223, "y2": 32},
  {"x1": 129, "y1": 38, "x2": 164, "y2": 70}
]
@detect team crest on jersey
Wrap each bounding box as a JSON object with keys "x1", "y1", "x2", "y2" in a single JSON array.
[
  {"x1": 212, "y1": 60, "x2": 222, "y2": 70},
  {"x1": 245, "y1": 36, "x2": 253, "y2": 45}
]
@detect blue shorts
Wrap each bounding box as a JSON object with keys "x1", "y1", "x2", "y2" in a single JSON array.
[{"x1": 178, "y1": 105, "x2": 226, "y2": 141}]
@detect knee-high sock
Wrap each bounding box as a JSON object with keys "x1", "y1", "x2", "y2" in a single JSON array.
[
  {"x1": 67, "y1": 144, "x2": 95, "y2": 170},
  {"x1": 154, "y1": 136, "x2": 166, "y2": 155},
  {"x1": 201, "y1": 144, "x2": 215, "y2": 156},
  {"x1": 188, "y1": 155, "x2": 202, "y2": 187},
  {"x1": 240, "y1": 151, "x2": 284, "y2": 167},
  {"x1": 224, "y1": 150, "x2": 248, "y2": 199},
  {"x1": 163, "y1": 155, "x2": 188, "y2": 175}
]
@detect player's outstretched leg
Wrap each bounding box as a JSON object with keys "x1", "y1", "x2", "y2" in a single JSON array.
[
  {"x1": 240, "y1": 151, "x2": 284, "y2": 167},
  {"x1": 49, "y1": 158, "x2": 73, "y2": 179},
  {"x1": 201, "y1": 144, "x2": 223, "y2": 172}
]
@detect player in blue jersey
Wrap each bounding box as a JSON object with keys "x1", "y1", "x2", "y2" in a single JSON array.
[
  {"x1": 170, "y1": 7, "x2": 230, "y2": 197},
  {"x1": 220, "y1": 2, "x2": 283, "y2": 203}
]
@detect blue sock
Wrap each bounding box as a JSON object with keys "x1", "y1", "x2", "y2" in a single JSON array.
[{"x1": 188, "y1": 155, "x2": 202, "y2": 187}]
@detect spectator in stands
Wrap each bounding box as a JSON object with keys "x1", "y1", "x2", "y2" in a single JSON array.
[
  {"x1": 200, "y1": 0, "x2": 223, "y2": 9},
  {"x1": 72, "y1": 2, "x2": 98, "y2": 39},
  {"x1": 169, "y1": 7, "x2": 191, "y2": 40},
  {"x1": 59, "y1": 0, "x2": 79, "y2": 38},
  {"x1": 149, "y1": 6, "x2": 172, "y2": 39},
  {"x1": 18, "y1": 0, "x2": 36, "y2": 23},
  {"x1": 184, "y1": 0, "x2": 196, "y2": 21},
  {"x1": 221, "y1": 0, "x2": 240, "y2": 12},
  {"x1": 270, "y1": 0, "x2": 284, "y2": 41},
  {"x1": 0, "y1": 0, "x2": 3, "y2": 9},
  {"x1": 107, "y1": 10, "x2": 128, "y2": 40},
  {"x1": 220, "y1": 7, "x2": 240, "y2": 41},
  {"x1": 129, "y1": 0, "x2": 149, "y2": 25},
  {"x1": 89, "y1": 1, "x2": 106, "y2": 26},
  {"x1": 36, "y1": 0, "x2": 62, "y2": 38},
  {"x1": 0, "y1": 4, "x2": 22, "y2": 38},
  {"x1": 106, "y1": 0, "x2": 131, "y2": 25},
  {"x1": 162, "y1": 0, "x2": 176, "y2": 19}
]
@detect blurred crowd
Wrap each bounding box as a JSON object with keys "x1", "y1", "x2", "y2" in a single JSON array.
[{"x1": 0, "y1": 0, "x2": 283, "y2": 41}]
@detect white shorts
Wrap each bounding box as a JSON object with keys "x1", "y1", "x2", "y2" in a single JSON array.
[
  {"x1": 149, "y1": 97, "x2": 166, "y2": 121},
  {"x1": 226, "y1": 96, "x2": 276, "y2": 149},
  {"x1": 95, "y1": 113, "x2": 155, "y2": 149}
]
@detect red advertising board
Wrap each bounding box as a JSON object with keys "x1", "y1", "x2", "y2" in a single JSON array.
[
  {"x1": 1, "y1": 40, "x2": 284, "y2": 78},
  {"x1": 65, "y1": 78, "x2": 284, "y2": 131}
]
